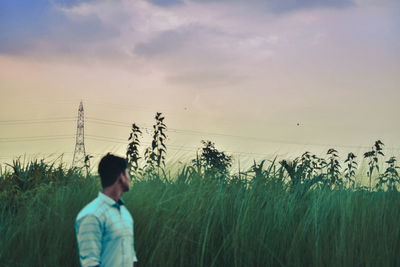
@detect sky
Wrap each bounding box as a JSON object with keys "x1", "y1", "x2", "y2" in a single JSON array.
[{"x1": 0, "y1": 0, "x2": 399, "y2": 170}]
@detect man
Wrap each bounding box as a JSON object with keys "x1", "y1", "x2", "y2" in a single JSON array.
[{"x1": 75, "y1": 153, "x2": 138, "y2": 267}]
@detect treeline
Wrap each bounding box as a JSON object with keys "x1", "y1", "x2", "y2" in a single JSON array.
[
  {"x1": 1, "y1": 113, "x2": 399, "y2": 195},
  {"x1": 124, "y1": 113, "x2": 400, "y2": 192}
]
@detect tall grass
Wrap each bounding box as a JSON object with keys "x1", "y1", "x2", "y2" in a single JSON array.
[{"x1": 1, "y1": 159, "x2": 399, "y2": 266}]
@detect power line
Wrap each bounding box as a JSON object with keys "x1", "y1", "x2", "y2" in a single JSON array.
[
  {"x1": 0, "y1": 152, "x2": 74, "y2": 156},
  {"x1": 0, "y1": 135, "x2": 74, "y2": 143},
  {"x1": 0, "y1": 117, "x2": 76, "y2": 124},
  {"x1": 0, "y1": 138, "x2": 72, "y2": 143},
  {"x1": 85, "y1": 135, "x2": 288, "y2": 157},
  {"x1": 86, "y1": 116, "x2": 146, "y2": 124},
  {"x1": 0, "y1": 134, "x2": 73, "y2": 140},
  {"x1": 0, "y1": 134, "x2": 397, "y2": 160},
  {"x1": 0, "y1": 120, "x2": 75, "y2": 126},
  {"x1": 2, "y1": 116, "x2": 400, "y2": 152},
  {"x1": 0, "y1": 152, "x2": 74, "y2": 162},
  {"x1": 85, "y1": 117, "x2": 399, "y2": 151},
  {"x1": 0, "y1": 133, "x2": 206, "y2": 154},
  {"x1": 86, "y1": 135, "x2": 196, "y2": 151},
  {"x1": 0, "y1": 117, "x2": 76, "y2": 122},
  {"x1": 86, "y1": 137, "x2": 196, "y2": 153}
]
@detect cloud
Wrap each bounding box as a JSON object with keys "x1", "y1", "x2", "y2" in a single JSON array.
[
  {"x1": 134, "y1": 24, "x2": 222, "y2": 57},
  {"x1": 131, "y1": 20, "x2": 280, "y2": 88},
  {"x1": 0, "y1": 0, "x2": 356, "y2": 58},
  {"x1": 50, "y1": 0, "x2": 97, "y2": 8},
  {"x1": 146, "y1": 0, "x2": 183, "y2": 7},
  {"x1": 1, "y1": 0, "x2": 397, "y2": 92},
  {"x1": 132, "y1": 22, "x2": 276, "y2": 70},
  {"x1": 147, "y1": 0, "x2": 355, "y2": 13},
  {"x1": 262, "y1": 0, "x2": 355, "y2": 13},
  {"x1": 0, "y1": 0, "x2": 118, "y2": 56},
  {"x1": 166, "y1": 68, "x2": 248, "y2": 88}
]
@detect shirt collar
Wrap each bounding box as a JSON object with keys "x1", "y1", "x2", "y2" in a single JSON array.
[{"x1": 98, "y1": 191, "x2": 125, "y2": 208}]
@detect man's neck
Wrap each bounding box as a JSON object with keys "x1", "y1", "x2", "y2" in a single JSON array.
[{"x1": 102, "y1": 186, "x2": 122, "y2": 202}]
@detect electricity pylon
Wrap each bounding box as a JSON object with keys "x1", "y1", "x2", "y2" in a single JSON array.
[{"x1": 72, "y1": 101, "x2": 87, "y2": 170}]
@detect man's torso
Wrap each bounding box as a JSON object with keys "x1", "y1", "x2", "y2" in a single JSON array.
[{"x1": 75, "y1": 192, "x2": 137, "y2": 267}]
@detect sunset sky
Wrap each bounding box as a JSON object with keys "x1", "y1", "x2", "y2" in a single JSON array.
[{"x1": 0, "y1": 0, "x2": 399, "y2": 169}]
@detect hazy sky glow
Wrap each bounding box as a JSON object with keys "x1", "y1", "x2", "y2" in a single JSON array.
[{"x1": 1, "y1": 0, "x2": 399, "y2": 168}]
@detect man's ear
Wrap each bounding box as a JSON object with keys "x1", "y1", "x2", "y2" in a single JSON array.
[{"x1": 116, "y1": 173, "x2": 124, "y2": 183}]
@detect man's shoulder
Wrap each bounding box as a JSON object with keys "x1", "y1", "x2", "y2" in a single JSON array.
[{"x1": 76, "y1": 197, "x2": 107, "y2": 223}]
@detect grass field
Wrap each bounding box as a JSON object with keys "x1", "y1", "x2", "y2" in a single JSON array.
[{"x1": 0, "y1": 157, "x2": 399, "y2": 267}]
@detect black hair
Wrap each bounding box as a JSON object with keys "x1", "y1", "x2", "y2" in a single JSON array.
[{"x1": 98, "y1": 153, "x2": 128, "y2": 188}]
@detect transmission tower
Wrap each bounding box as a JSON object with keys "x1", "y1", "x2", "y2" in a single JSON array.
[{"x1": 72, "y1": 101, "x2": 87, "y2": 169}]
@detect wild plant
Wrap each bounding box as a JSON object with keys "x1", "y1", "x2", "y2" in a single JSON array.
[
  {"x1": 251, "y1": 160, "x2": 267, "y2": 182},
  {"x1": 326, "y1": 148, "x2": 342, "y2": 188},
  {"x1": 126, "y1": 123, "x2": 142, "y2": 177},
  {"x1": 376, "y1": 156, "x2": 400, "y2": 191},
  {"x1": 295, "y1": 152, "x2": 327, "y2": 180},
  {"x1": 0, "y1": 163, "x2": 3, "y2": 177},
  {"x1": 363, "y1": 140, "x2": 384, "y2": 190},
  {"x1": 193, "y1": 140, "x2": 232, "y2": 179},
  {"x1": 250, "y1": 159, "x2": 275, "y2": 182},
  {"x1": 249, "y1": 158, "x2": 285, "y2": 190},
  {"x1": 192, "y1": 149, "x2": 202, "y2": 174},
  {"x1": 297, "y1": 152, "x2": 313, "y2": 178},
  {"x1": 280, "y1": 157, "x2": 324, "y2": 190},
  {"x1": 144, "y1": 113, "x2": 167, "y2": 173},
  {"x1": 343, "y1": 152, "x2": 357, "y2": 188},
  {"x1": 1, "y1": 158, "x2": 79, "y2": 196},
  {"x1": 315, "y1": 155, "x2": 328, "y2": 175},
  {"x1": 84, "y1": 154, "x2": 93, "y2": 176},
  {"x1": 280, "y1": 159, "x2": 302, "y2": 187}
]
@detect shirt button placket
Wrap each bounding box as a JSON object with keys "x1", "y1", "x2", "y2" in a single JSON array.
[{"x1": 120, "y1": 207, "x2": 125, "y2": 266}]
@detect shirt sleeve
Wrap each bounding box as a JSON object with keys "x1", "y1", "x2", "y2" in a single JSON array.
[{"x1": 75, "y1": 215, "x2": 103, "y2": 267}]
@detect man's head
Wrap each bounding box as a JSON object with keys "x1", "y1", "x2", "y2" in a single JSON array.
[{"x1": 98, "y1": 153, "x2": 130, "y2": 192}]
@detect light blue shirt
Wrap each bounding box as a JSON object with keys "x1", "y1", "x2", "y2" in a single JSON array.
[{"x1": 75, "y1": 192, "x2": 138, "y2": 267}]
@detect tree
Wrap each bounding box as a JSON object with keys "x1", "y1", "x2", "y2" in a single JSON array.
[
  {"x1": 144, "y1": 112, "x2": 167, "y2": 172},
  {"x1": 326, "y1": 148, "x2": 342, "y2": 188},
  {"x1": 344, "y1": 152, "x2": 357, "y2": 188},
  {"x1": 193, "y1": 140, "x2": 232, "y2": 178},
  {"x1": 364, "y1": 140, "x2": 384, "y2": 190},
  {"x1": 126, "y1": 123, "x2": 142, "y2": 176},
  {"x1": 376, "y1": 156, "x2": 400, "y2": 191}
]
